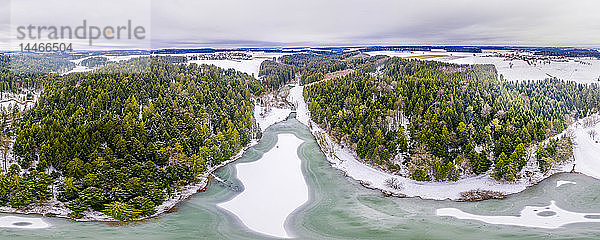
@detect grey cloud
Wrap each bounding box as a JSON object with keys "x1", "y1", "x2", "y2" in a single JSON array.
[{"x1": 2, "y1": 0, "x2": 600, "y2": 50}]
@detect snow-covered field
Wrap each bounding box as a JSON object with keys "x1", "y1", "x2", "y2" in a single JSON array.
[
  {"x1": 189, "y1": 59, "x2": 265, "y2": 78},
  {"x1": 247, "y1": 51, "x2": 292, "y2": 60},
  {"x1": 66, "y1": 54, "x2": 148, "y2": 75},
  {"x1": 186, "y1": 51, "x2": 293, "y2": 77},
  {"x1": 105, "y1": 55, "x2": 147, "y2": 62},
  {"x1": 437, "y1": 199, "x2": 600, "y2": 229},
  {"x1": 0, "y1": 216, "x2": 50, "y2": 229},
  {"x1": 63, "y1": 65, "x2": 93, "y2": 75},
  {"x1": 184, "y1": 51, "x2": 295, "y2": 77},
  {"x1": 67, "y1": 51, "x2": 295, "y2": 78},
  {"x1": 368, "y1": 50, "x2": 600, "y2": 84},
  {"x1": 218, "y1": 133, "x2": 309, "y2": 239},
  {"x1": 367, "y1": 50, "x2": 450, "y2": 59}
]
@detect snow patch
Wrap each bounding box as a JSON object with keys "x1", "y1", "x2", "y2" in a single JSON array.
[
  {"x1": 437, "y1": 201, "x2": 600, "y2": 229},
  {"x1": 0, "y1": 216, "x2": 50, "y2": 229},
  {"x1": 62, "y1": 65, "x2": 93, "y2": 75},
  {"x1": 253, "y1": 103, "x2": 292, "y2": 132},
  {"x1": 218, "y1": 134, "x2": 309, "y2": 239},
  {"x1": 566, "y1": 116, "x2": 600, "y2": 180},
  {"x1": 105, "y1": 55, "x2": 147, "y2": 62},
  {"x1": 556, "y1": 180, "x2": 576, "y2": 188}
]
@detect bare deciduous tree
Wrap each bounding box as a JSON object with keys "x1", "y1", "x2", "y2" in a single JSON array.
[
  {"x1": 587, "y1": 129, "x2": 598, "y2": 140},
  {"x1": 481, "y1": 103, "x2": 492, "y2": 119},
  {"x1": 0, "y1": 135, "x2": 10, "y2": 173},
  {"x1": 384, "y1": 177, "x2": 404, "y2": 190}
]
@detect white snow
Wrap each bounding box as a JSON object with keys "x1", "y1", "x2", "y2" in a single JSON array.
[
  {"x1": 105, "y1": 55, "x2": 147, "y2": 62},
  {"x1": 189, "y1": 59, "x2": 266, "y2": 78},
  {"x1": 65, "y1": 55, "x2": 147, "y2": 75},
  {"x1": 564, "y1": 115, "x2": 600, "y2": 179},
  {"x1": 437, "y1": 201, "x2": 600, "y2": 229},
  {"x1": 556, "y1": 180, "x2": 577, "y2": 188},
  {"x1": 67, "y1": 51, "x2": 295, "y2": 78},
  {"x1": 0, "y1": 91, "x2": 40, "y2": 112},
  {"x1": 253, "y1": 103, "x2": 292, "y2": 132},
  {"x1": 287, "y1": 85, "x2": 310, "y2": 127},
  {"x1": 367, "y1": 50, "x2": 450, "y2": 59},
  {"x1": 247, "y1": 51, "x2": 293, "y2": 60},
  {"x1": 218, "y1": 133, "x2": 309, "y2": 239},
  {"x1": 0, "y1": 216, "x2": 50, "y2": 229},
  {"x1": 368, "y1": 50, "x2": 600, "y2": 84},
  {"x1": 69, "y1": 56, "x2": 93, "y2": 65},
  {"x1": 62, "y1": 65, "x2": 93, "y2": 75}
]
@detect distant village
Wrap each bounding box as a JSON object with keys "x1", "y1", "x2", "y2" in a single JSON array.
[{"x1": 483, "y1": 51, "x2": 593, "y2": 67}]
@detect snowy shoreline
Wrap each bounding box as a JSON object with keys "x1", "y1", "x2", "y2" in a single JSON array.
[
  {"x1": 0, "y1": 97, "x2": 293, "y2": 222},
  {"x1": 0, "y1": 53, "x2": 294, "y2": 222},
  {"x1": 0, "y1": 139, "x2": 260, "y2": 222},
  {"x1": 287, "y1": 84, "x2": 597, "y2": 201}
]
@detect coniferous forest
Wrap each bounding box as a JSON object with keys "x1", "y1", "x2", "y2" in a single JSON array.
[
  {"x1": 304, "y1": 55, "x2": 599, "y2": 182},
  {"x1": 0, "y1": 55, "x2": 266, "y2": 220}
]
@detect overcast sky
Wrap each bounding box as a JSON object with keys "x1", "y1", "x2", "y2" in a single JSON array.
[{"x1": 1, "y1": 0, "x2": 600, "y2": 50}]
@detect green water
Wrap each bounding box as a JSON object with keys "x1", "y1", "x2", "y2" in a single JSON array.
[{"x1": 2, "y1": 119, "x2": 600, "y2": 239}]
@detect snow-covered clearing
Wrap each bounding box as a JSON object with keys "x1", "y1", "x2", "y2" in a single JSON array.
[
  {"x1": 0, "y1": 91, "x2": 39, "y2": 112},
  {"x1": 66, "y1": 54, "x2": 148, "y2": 75},
  {"x1": 437, "y1": 201, "x2": 600, "y2": 229},
  {"x1": 368, "y1": 50, "x2": 600, "y2": 84},
  {"x1": 253, "y1": 103, "x2": 292, "y2": 132},
  {"x1": 218, "y1": 134, "x2": 309, "y2": 239},
  {"x1": 0, "y1": 216, "x2": 50, "y2": 229},
  {"x1": 188, "y1": 59, "x2": 265, "y2": 77},
  {"x1": 62, "y1": 65, "x2": 93, "y2": 75},
  {"x1": 562, "y1": 115, "x2": 600, "y2": 179}
]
